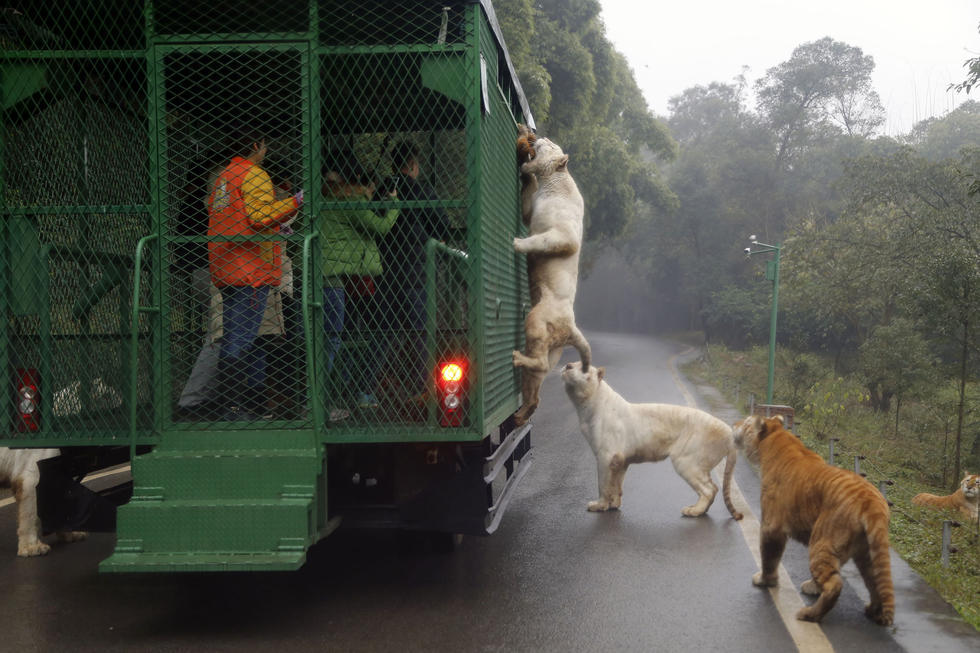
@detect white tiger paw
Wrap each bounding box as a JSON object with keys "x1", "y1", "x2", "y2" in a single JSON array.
[
  {"x1": 57, "y1": 531, "x2": 88, "y2": 543},
  {"x1": 800, "y1": 579, "x2": 820, "y2": 595},
  {"x1": 681, "y1": 504, "x2": 707, "y2": 517},
  {"x1": 752, "y1": 571, "x2": 778, "y2": 587},
  {"x1": 17, "y1": 540, "x2": 51, "y2": 557},
  {"x1": 587, "y1": 500, "x2": 612, "y2": 512}
]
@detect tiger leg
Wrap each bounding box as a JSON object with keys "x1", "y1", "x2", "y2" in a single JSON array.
[
  {"x1": 14, "y1": 478, "x2": 50, "y2": 557},
  {"x1": 588, "y1": 453, "x2": 625, "y2": 511},
  {"x1": 851, "y1": 549, "x2": 888, "y2": 624},
  {"x1": 797, "y1": 540, "x2": 844, "y2": 622},
  {"x1": 512, "y1": 306, "x2": 551, "y2": 374},
  {"x1": 512, "y1": 310, "x2": 553, "y2": 426},
  {"x1": 753, "y1": 527, "x2": 786, "y2": 588},
  {"x1": 608, "y1": 453, "x2": 626, "y2": 509},
  {"x1": 512, "y1": 367, "x2": 544, "y2": 426},
  {"x1": 672, "y1": 456, "x2": 717, "y2": 517},
  {"x1": 568, "y1": 324, "x2": 591, "y2": 371}
]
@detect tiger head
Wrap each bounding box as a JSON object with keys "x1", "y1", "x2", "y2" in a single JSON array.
[
  {"x1": 733, "y1": 414, "x2": 786, "y2": 464},
  {"x1": 962, "y1": 473, "x2": 979, "y2": 500},
  {"x1": 520, "y1": 137, "x2": 569, "y2": 178},
  {"x1": 560, "y1": 360, "x2": 604, "y2": 405}
]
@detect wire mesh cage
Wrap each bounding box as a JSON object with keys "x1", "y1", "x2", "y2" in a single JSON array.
[{"x1": 1, "y1": 0, "x2": 530, "y2": 446}]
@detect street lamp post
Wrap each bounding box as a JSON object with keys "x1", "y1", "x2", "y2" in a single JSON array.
[{"x1": 744, "y1": 235, "x2": 781, "y2": 405}]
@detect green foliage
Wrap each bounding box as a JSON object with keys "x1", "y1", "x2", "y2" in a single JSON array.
[
  {"x1": 950, "y1": 22, "x2": 980, "y2": 96},
  {"x1": 700, "y1": 284, "x2": 770, "y2": 348},
  {"x1": 776, "y1": 350, "x2": 826, "y2": 409},
  {"x1": 859, "y1": 318, "x2": 938, "y2": 416},
  {"x1": 904, "y1": 100, "x2": 980, "y2": 161},
  {"x1": 801, "y1": 375, "x2": 869, "y2": 440},
  {"x1": 494, "y1": 0, "x2": 677, "y2": 243}
]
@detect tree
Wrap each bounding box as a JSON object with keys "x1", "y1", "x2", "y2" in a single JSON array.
[
  {"x1": 858, "y1": 318, "x2": 937, "y2": 429},
  {"x1": 755, "y1": 37, "x2": 884, "y2": 168},
  {"x1": 911, "y1": 247, "x2": 980, "y2": 487},
  {"x1": 904, "y1": 100, "x2": 980, "y2": 161},
  {"x1": 950, "y1": 21, "x2": 980, "y2": 95}
]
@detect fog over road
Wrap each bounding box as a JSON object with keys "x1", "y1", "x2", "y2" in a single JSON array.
[{"x1": 2, "y1": 331, "x2": 978, "y2": 652}]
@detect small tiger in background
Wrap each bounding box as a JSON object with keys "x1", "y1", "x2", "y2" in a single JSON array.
[{"x1": 912, "y1": 473, "x2": 979, "y2": 524}]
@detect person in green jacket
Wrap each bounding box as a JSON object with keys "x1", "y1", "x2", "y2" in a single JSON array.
[{"x1": 319, "y1": 149, "x2": 398, "y2": 413}]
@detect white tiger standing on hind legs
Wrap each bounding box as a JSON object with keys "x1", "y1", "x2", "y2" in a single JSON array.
[
  {"x1": 0, "y1": 447, "x2": 86, "y2": 556},
  {"x1": 512, "y1": 126, "x2": 591, "y2": 426}
]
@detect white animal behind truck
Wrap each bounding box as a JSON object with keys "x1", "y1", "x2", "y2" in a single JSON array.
[{"x1": 0, "y1": 447, "x2": 86, "y2": 557}]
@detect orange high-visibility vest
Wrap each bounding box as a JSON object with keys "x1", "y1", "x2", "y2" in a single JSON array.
[{"x1": 207, "y1": 157, "x2": 298, "y2": 287}]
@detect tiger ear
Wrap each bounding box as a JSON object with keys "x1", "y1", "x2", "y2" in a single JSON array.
[
  {"x1": 597, "y1": 366, "x2": 605, "y2": 381},
  {"x1": 756, "y1": 415, "x2": 774, "y2": 440},
  {"x1": 555, "y1": 154, "x2": 569, "y2": 172}
]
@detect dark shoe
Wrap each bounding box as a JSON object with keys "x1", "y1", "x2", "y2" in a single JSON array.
[
  {"x1": 175, "y1": 401, "x2": 219, "y2": 422},
  {"x1": 357, "y1": 392, "x2": 379, "y2": 409},
  {"x1": 329, "y1": 407, "x2": 351, "y2": 421},
  {"x1": 221, "y1": 405, "x2": 257, "y2": 422}
]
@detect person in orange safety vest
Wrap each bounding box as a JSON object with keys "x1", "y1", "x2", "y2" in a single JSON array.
[{"x1": 208, "y1": 133, "x2": 303, "y2": 420}]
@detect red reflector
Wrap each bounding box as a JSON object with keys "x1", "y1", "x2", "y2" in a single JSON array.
[
  {"x1": 15, "y1": 368, "x2": 40, "y2": 432},
  {"x1": 436, "y1": 359, "x2": 467, "y2": 427}
]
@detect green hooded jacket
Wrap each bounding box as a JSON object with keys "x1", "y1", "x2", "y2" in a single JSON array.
[{"x1": 317, "y1": 191, "x2": 399, "y2": 286}]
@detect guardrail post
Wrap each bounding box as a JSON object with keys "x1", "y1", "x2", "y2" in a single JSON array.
[
  {"x1": 854, "y1": 455, "x2": 866, "y2": 477},
  {"x1": 878, "y1": 479, "x2": 894, "y2": 506},
  {"x1": 942, "y1": 520, "x2": 953, "y2": 567},
  {"x1": 828, "y1": 438, "x2": 838, "y2": 466}
]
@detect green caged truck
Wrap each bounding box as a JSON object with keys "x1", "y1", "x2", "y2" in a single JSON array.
[{"x1": 0, "y1": 0, "x2": 536, "y2": 571}]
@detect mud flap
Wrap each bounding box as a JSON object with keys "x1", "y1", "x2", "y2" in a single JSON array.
[{"x1": 36, "y1": 455, "x2": 130, "y2": 534}]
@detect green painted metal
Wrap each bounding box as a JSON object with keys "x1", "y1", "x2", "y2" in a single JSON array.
[{"x1": 3, "y1": 1, "x2": 533, "y2": 572}]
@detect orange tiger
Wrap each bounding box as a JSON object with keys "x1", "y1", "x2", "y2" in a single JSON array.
[
  {"x1": 733, "y1": 415, "x2": 894, "y2": 625},
  {"x1": 516, "y1": 123, "x2": 536, "y2": 165},
  {"x1": 912, "y1": 473, "x2": 979, "y2": 523}
]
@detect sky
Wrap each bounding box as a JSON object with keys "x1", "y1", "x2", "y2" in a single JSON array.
[{"x1": 598, "y1": 0, "x2": 979, "y2": 135}]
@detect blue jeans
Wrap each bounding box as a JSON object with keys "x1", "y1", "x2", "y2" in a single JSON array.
[
  {"x1": 322, "y1": 285, "x2": 381, "y2": 401},
  {"x1": 322, "y1": 286, "x2": 345, "y2": 376},
  {"x1": 219, "y1": 284, "x2": 270, "y2": 390}
]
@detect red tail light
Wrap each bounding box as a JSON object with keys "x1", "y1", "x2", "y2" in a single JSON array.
[
  {"x1": 15, "y1": 368, "x2": 40, "y2": 432},
  {"x1": 436, "y1": 359, "x2": 467, "y2": 427}
]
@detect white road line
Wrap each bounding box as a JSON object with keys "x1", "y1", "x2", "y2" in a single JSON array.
[
  {"x1": 670, "y1": 347, "x2": 834, "y2": 653},
  {"x1": 0, "y1": 464, "x2": 131, "y2": 510}
]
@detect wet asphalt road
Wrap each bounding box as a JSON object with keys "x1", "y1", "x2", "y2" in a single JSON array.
[{"x1": 3, "y1": 331, "x2": 979, "y2": 652}]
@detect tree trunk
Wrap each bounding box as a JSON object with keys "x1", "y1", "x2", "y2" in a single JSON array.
[
  {"x1": 893, "y1": 396, "x2": 901, "y2": 439},
  {"x1": 953, "y1": 320, "x2": 968, "y2": 490}
]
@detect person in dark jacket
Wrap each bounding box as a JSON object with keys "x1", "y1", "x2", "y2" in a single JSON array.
[{"x1": 377, "y1": 141, "x2": 451, "y2": 403}]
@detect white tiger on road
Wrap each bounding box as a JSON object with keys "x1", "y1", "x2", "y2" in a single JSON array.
[{"x1": 561, "y1": 361, "x2": 743, "y2": 519}]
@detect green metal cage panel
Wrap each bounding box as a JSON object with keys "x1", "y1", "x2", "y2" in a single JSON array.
[
  {"x1": 1, "y1": 0, "x2": 532, "y2": 448},
  {"x1": 1, "y1": 1, "x2": 534, "y2": 571}
]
